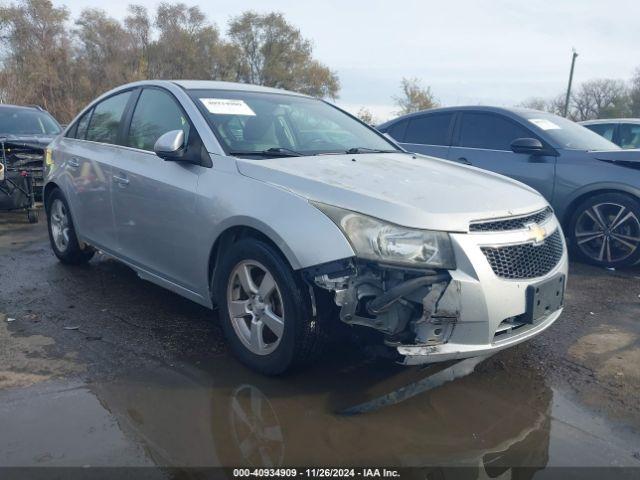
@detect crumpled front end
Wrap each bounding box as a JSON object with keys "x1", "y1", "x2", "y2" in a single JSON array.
[{"x1": 305, "y1": 207, "x2": 568, "y2": 365}]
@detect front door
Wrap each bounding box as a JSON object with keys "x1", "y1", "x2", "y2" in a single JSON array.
[
  {"x1": 110, "y1": 87, "x2": 203, "y2": 292},
  {"x1": 448, "y1": 112, "x2": 557, "y2": 201}
]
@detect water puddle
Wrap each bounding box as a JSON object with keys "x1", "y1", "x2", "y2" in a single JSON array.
[{"x1": 2, "y1": 354, "x2": 638, "y2": 471}]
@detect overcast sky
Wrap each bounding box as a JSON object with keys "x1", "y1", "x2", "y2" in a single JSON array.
[{"x1": 56, "y1": 0, "x2": 640, "y2": 121}]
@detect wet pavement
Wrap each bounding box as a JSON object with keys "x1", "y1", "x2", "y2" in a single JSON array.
[{"x1": 1, "y1": 209, "x2": 640, "y2": 475}]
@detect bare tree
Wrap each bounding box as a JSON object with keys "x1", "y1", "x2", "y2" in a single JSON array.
[
  {"x1": 356, "y1": 107, "x2": 376, "y2": 125},
  {"x1": 629, "y1": 68, "x2": 640, "y2": 117},
  {"x1": 393, "y1": 77, "x2": 438, "y2": 115},
  {"x1": 571, "y1": 79, "x2": 629, "y2": 121},
  {"x1": 228, "y1": 11, "x2": 339, "y2": 98},
  {"x1": 519, "y1": 94, "x2": 565, "y2": 116}
]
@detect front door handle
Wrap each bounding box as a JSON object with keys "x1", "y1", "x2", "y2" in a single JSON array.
[
  {"x1": 455, "y1": 157, "x2": 472, "y2": 165},
  {"x1": 112, "y1": 174, "x2": 130, "y2": 186},
  {"x1": 68, "y1": 157, "x2": 80, "y2": 168}
]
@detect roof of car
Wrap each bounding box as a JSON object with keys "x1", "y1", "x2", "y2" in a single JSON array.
[
  {"x1": 170, "y1": 80, "x2": 309, "y2": 97},
  {"x1": 0, "y1": 104, "x2": 46, "y2": 112},
  {"x1": 579, "y1": 118, "x2": 640, "y2": 125},
  {"x1": 378, "y1": 105, "x2": 547, "y2": 127}
]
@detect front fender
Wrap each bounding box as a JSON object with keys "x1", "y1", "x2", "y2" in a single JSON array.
[{"x1": 195, "y1": 170, "x2": 355, "y2": 295}]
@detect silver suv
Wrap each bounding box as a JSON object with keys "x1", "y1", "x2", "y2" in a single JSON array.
[{"x1": 44, "y1": 80, "x2": 568, "y2": 374}]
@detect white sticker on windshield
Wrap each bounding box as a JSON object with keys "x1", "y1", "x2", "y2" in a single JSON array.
[
  {"x1": 200, "y1": 98, "x2": 256, "y2": 116},
  {"x1": 529, "y1": 118, "x2": 561, "y2": 130}
]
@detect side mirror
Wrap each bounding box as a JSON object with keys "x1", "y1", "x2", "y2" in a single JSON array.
[
  {"x1": 510, "y1": 137, "x2": 545, "y2": 155},
  {"x1": 154, "y1": 130, "x2": 185, "y2": 161}
]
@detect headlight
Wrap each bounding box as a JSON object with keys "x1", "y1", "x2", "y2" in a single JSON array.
[{"x1": 312, "y1": 202, "x2": 456, "y2": 269}]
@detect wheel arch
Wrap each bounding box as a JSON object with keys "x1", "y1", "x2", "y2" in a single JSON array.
[
  {"x1": 207, "y1": 221, "x2": 300, "y2": 303},
  {"x1": 43, "y1": 181, "x2": 61, "y2": 212},
  {"x1": 560, "y1": 183, "x2": 640, "y2": 228}
]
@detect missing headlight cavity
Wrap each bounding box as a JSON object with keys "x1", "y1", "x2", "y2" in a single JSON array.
[{"x1": 304, "y1": 258, "x2": 459, "y2": 347}]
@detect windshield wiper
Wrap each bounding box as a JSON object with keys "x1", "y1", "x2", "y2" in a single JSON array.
[
  {"x1": 345, "y1": 147, "x2": 398, "y2": 154},
  {"x1": 229, "y1": 147, "x2": 305, "y2": 158}
]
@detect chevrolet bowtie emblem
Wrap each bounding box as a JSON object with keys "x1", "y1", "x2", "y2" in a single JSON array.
[{"x1": 525, "y1": 222, "x2": 546, "y2": 245}]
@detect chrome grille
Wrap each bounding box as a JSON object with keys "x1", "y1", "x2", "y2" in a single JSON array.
[
  {"x1": 481, "y1": 229, "x2": 564, "y2": 279},
  {"x1": 470, "y1": 207, "x2": 553, "y2": 232}
]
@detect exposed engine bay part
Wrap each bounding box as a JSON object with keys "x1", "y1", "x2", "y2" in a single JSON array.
[
  {"x1": 0, "y1": 141, "x2": 39, "y2": 222},
  {"x1": 0, "y1": 139, "x2": 47, "y2": 198},
  {"x1": 304, "y1": 258, "x2": 458, "y2": 348}
]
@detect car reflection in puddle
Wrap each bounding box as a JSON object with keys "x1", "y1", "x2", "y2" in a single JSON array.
[{"x1": 89, "y1": 354, "x2": 551, "y2": 476}]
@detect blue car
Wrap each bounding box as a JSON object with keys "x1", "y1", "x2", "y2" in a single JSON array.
[{"x1": 378, "y1": 106, "x2": 640, "y2": 268}]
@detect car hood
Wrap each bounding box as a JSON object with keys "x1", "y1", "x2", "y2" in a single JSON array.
[
  {"x1": 236, "y1": 152, "x2": 548, "y2": 232},
  {"x1": 0, "y1": 134, "x2": 56, "y2": 150},
  {"x1": 589, "y1": 149, "x2": 640, "y2": 165}
]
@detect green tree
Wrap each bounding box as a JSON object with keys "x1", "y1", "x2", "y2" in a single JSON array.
[
  {"x1": 228, "y1": 11, "x2": 339, "y2": 98},
  {"x1": 74, "y1": 9, "x2": 140, "y2": 99},
  {"x1": 0, "y1": 0, "x2": 77, "y2": 121},
  {"x1": 393, "y1": 77, "x2": 438, "y2": 115}
]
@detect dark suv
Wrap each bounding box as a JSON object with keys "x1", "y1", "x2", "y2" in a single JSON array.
[
  {"x1": 0, "y1": 104, "x2": 62, "y2": 197},
  {"x1": 378, "y1": 106, "x2": 640, "y2": 268}
]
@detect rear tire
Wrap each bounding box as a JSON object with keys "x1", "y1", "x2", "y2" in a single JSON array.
[
  {"x1": 46, "y1": 188, "x2": 94, "y2": 265},
  {"x1": 568, "y1": 192, "x2": 640, "y2": 268},
  {"x1": 214, "y1": 238, "x2": 325, "y2": 375}
]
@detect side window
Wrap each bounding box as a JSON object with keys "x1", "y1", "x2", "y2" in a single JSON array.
[
  {"x1": 386, "y1": 120, "x2": 408, "y2": 142},
  {"x1": 618, "y1": 124, "x2": 640, "y2": 149},
  {"x1": 404, "y1": 114, "x2": 454, "y2": 145},
  {"x1": 86, "y1": 91, "x2": 132, "y2": 144},
  {"x1": 585, "y1": 123, "x2": 615, "y2": 141},
  {"x1": 74, "y1": 109, "x2": 92, "y2": 140},
  {"x1": 459, "y1": 113, "x2": 533, "y2": 151},
  {"x1": 127, "y1": 88, "x2": 190, "y2": 151}
]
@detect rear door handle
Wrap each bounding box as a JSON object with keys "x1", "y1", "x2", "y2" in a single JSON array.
[
  {"x1": 112, "y1": 174, "x2": 130, "y2": 186},
  {"x1": 455, "y1": 157, "x2": 472, "y2": 165},
  {"x1": 68, "y1": 157, "x2": 80, "y2": 168}
]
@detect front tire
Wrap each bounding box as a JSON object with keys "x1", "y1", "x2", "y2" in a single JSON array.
[
  {"x1": 568, "y1": 192, "x2": 640, "y2": 268},
  {"x1": 46, "y1": 189, "x2": 95, "y2": 265},
  {"x1": 215, "y1": 238, "x2": 325, "y2": 375}
]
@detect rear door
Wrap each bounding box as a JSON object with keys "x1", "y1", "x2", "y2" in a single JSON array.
[
  {"x1": 58, "y1": 90, "x2": 133, "y2": 251},
  {"x1": 390, "y1": 113, "x2": 454, "y2": 159},
  {"x1": 448, "y1": 111, "x2": 557, "y2": 201},
  {"x1": 110, "y1": 87, "x2": 204, "y2": 292}
]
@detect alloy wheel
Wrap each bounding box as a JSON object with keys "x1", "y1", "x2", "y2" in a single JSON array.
[
  {"x1": 575, "y1": 202, "x2": 640, "y2": 264},
  {"x1": 226, "y1": 260, "x2": 285, "y2": 355},
  {"x1": 50, "y1": 198, "x2": 70, "y2": 253}
]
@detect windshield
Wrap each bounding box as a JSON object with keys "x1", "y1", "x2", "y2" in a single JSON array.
[
  {"x1": 0, "y1": 108, "x2": 61, "y2": 136},
  {"x1": 188, "y1": 89, "x2": 398, "y2": 158},
  {"x1": 520, "y1": 111, "x2": 619, "y2": 151}
]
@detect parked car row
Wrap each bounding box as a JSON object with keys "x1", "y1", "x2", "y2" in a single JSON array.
[
  {"x1": 3, "y1": 79, "x2": 637, "y2": 375},
  {"x1": 379, "y1": 107, "x2": 640, "y2": 269}
]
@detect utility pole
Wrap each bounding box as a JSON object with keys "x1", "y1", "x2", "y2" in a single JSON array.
[{"x1": 563, "y1": 49, "x2": 578, "y2": 117}]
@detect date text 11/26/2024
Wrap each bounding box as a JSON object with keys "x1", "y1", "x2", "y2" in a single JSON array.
[{"x1": 232, "y1": 468, "x2": 401, "y2": 478}]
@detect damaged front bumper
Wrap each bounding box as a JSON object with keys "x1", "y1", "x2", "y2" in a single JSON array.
[{"x1": 304, "y1": 218, "x2": 569, "y2": 366}]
